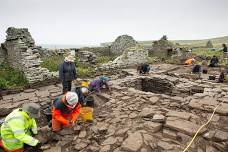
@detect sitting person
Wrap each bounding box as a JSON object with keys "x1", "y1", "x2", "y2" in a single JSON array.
[
  {"x1": 52, "y1": 92, "x2": 80, "y2": 132},
  {"x1": 209, "y1": 56, "x2": 219, "y2": 67},
  {"x1": 185, "y1": 58, "x2": 196, "y2": 65},
  {"x1": 89, "y1": 76, "x2": 110, "y2": 93},
  {"x1": 137, "y1": 63, "x2": 150, "y2": 74}
]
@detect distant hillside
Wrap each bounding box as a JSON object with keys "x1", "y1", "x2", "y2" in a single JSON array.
[
  {"x1": 101, "y1": 36, "x2": 228, "y2": 48},
  {"x1": 39, "y1": 44, "x2": 98, "y2": 49},
  {"x1": 172, "y1": 36, "x2": 228, "y2": 48}
]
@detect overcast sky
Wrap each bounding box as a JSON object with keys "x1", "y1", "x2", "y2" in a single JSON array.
[{"x1": 0, "y1": 0, "x2": 228, "y2": 45}]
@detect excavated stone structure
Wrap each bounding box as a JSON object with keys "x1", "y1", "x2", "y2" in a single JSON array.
[
  {"x1": 0, "y1": 27, "x2": 57, "y2": 84},
  {"x1": 1, "y1": 65, "x2": 228, "y2": 151}
]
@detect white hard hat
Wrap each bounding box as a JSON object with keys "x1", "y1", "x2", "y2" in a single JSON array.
[
  {"x1": 81, "y1": 87, "x2": 89, "y2": 94},
  {"x1": 66, "y1": 92, "x2": 78, "y2": 106}
]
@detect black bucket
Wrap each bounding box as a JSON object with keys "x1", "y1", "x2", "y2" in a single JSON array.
[
  {"x1": 84, "y1": 95, "x2": 95, "y2": 107},
  {"x1": 43, "y1": 108, "x2": 52, "y2": 122},
  {"x1": 208, "y1": 75, "x2": 216, "y2": 80}
]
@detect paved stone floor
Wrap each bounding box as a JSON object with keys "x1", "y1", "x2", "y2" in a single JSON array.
[{"x1": 1, "y1": 65, "x2": 228, "y2": 152}]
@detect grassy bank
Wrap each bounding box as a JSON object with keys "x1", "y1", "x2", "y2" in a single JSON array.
[{"x1": 0, "y1": 63, "x2": 28, "y2": 89}]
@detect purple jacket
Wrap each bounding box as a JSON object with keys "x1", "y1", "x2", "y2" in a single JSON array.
[{"x1": 89, "y1": 79, "x2": 109, "y2": 92}]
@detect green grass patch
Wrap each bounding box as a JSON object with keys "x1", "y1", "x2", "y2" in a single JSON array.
[
  {"x1": 96, "y1": 56, "x2": 116, "y2": 64},
  {"x1": 192, "y1": 49, "x2": 222, "y2": 57},
  {"x1": 76, "y1": 63, "x2": 95, "y2": 77},
  {"x1": 0, "y1": 63, "x2": 28, "y2": 89},
  {"x1": 41, "y1": 55, "x2": 65, "y2": 72}
]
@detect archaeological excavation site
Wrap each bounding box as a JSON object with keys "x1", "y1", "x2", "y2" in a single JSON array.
[{"x1": 1, "y1": 27, "x2": 228, "y2": 152}]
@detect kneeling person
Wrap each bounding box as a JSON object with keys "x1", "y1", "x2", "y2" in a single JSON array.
[
  {"x1": 0, "y1": 103, "x2": 41, "y2": 152},
  {"x1": 75, "y1": 87, "x2": 94, "y2": 107},
  {"x1": 137, "y1": 63, "x2": 150, "y2": 74},
  {"x1": 52, "y1": 92, "x2": 80, "y2": 132}
]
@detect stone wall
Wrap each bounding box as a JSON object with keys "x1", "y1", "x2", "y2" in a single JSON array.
[
  {"x1": 0, "y1": 44, "x2": 7, "y2": 64},
  {"x1": 78, "y1": 50, "x2": 96, "y2": 65},
  {"x1": 1, "y1": 27, "x2": 57, "y2": 84},
  {"x1": 110, "y1": 35, "x2": 138, "y2": 55},
  {"x1": 150, "y1": 36, "x2": 174, "y2": 58},
  {"x1": 79, "y1": 47, "x2": 110, "y2": 56},
  {"x1": 97, "y1": 45, "x2": 148, "y2": 71}
]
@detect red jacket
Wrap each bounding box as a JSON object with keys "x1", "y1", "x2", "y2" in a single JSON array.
[{"x1": 52, "y1": 96, "x2": 80, "y2": 125}]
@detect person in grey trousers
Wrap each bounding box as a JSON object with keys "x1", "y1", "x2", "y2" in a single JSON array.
[{"x1": 59, "y1": 55, "x2": 77, "y2": 94}]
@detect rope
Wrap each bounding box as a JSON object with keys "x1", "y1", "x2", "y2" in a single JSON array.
[{"x1": 182, "y1": 100, "x2": 225, "y2": 152}]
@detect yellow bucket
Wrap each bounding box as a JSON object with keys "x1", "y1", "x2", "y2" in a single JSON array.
[
  {"x1": 81, "y1": 81, "x2": 89, "y2": 87},
  {"x1": 80, "y1": 107, "x2": 93, "y2": 122}
]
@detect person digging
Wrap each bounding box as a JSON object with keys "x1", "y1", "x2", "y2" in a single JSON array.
[
  {"x1": 0, "y1": 103, "x2": 43, "y2": 152},
  {"x1": 51, "y1": 92, "x2": 81, "y2": 132}
]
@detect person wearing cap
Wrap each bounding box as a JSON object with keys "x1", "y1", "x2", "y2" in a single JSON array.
[
  {"x1": 59, "y1": 55, "x2": 77, "y2": 94},
  {"x1": 52, "y1": 92, "x2": 80, "y2": 132},
  {"x1": 89, "y1": 76, "x2": 110, "y2": 93},
  {"x1": 0, "y1": 103, "x2": 41, "y2": 152}
]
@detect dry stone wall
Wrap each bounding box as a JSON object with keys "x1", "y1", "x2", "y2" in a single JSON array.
[
  {"x1": 110, "y1": 35, "x2": 138, "y2": 55},
  {"x1": 97, "y1": 45, "x2": 148, "y2": 71},
  {"x1": 0, "y1": 27, "x2": 57, "y2": 84}
]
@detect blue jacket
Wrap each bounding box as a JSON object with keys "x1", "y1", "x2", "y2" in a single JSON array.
[{"x1": 59, "y1": 61, "x2": 76, "y2": 82}]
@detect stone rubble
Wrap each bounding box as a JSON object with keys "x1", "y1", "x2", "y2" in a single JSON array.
[{"x1": 0, "y1": 65, "x2": 228, "y2": 151}]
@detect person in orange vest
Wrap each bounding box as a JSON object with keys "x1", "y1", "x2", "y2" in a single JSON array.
[
  {"x1": 185, "y1": 58, "x2": 196, "y2": 65},
  {"x1": 51, "y1": 92, "x2": 80, "y2": 132}
]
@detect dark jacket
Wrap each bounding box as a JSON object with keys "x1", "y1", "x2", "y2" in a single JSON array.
[
  {"x1": 210, "y1": 57, "x2": 219, "y2": 66},
  {"x1": 75, "y1": 87, "x2": 87, "y2": 105},
  {"x1": 59, "y1": 61, "x2": 76, "y2": 82},
  {"x1": 192, "y1": 65, "x2": 201, "y2": 73},
  {"x1": 223, "y1": 46, "x2": 227, "y2": 53}
]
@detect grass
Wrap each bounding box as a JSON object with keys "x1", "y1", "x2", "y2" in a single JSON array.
[
  {"x1": 41, "y1": 55, "x2": 95, "y2": 77},
  {"x1": 0, "y1": 63, "x2": 28, "y2": 89},
  {"x1": 192, "y1": 48, "x2": 222, "y2": 57},
  {"x1": 41, "y1": 55, "x2": 65, "y2": 72},
  {"x1": 96, "y1": 56, "x2": 116, "y2": 64}
]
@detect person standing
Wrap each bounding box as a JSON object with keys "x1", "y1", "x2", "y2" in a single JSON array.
[
  {"x1": 222, "y1": 44, "x2": 228, "y2": 59},
  {"x1": 0, "y1": 103, "x2": 41, "y2": 152},
  {"x1": 59, "y1": 55, "x2": 77, "y2": 94}
]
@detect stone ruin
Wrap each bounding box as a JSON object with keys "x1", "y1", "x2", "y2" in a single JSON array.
[
  {"x1": 98, "y1": 45, "x2": 148, "y2": 71},
  {"x1": 39, "y1": 48, "x2": 97, "y2": 66},
  {"x1": 78, "y1": 50, "x2": 96, "y2": 65},
  {"x1": 150, "y1": 35, "x2": 175, "y2": 58},
  {"x1": 110, "y1": 35, "x2": 138, "y2": 55},
  {"x1": 0, "y1": 27, "x2": 57, "y2": 84}
]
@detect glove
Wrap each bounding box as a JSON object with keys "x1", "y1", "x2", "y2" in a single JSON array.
[
  {"x1": 69, "y1": 120, "x2": 76, "y2": 127},
  {"x1": 77, "y1": 120, "x2": 81, "y2": 125}
]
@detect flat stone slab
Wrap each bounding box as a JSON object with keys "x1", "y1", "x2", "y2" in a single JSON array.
[
  {"x1": 166, "y1": 110, "x2": 192, "y2": 120},
  {"x1": 121, "y1": 131, "x2": 143, "y2": 152},
  {"x1": 144, "y1": 122, "x2": 162, "y2": 133},
  {"x1": 165, "y1": 119, "x2": 207, "y2": 136},
  {"x1": 189, "y1": 98, "x2": 228, "y2": 114}
]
